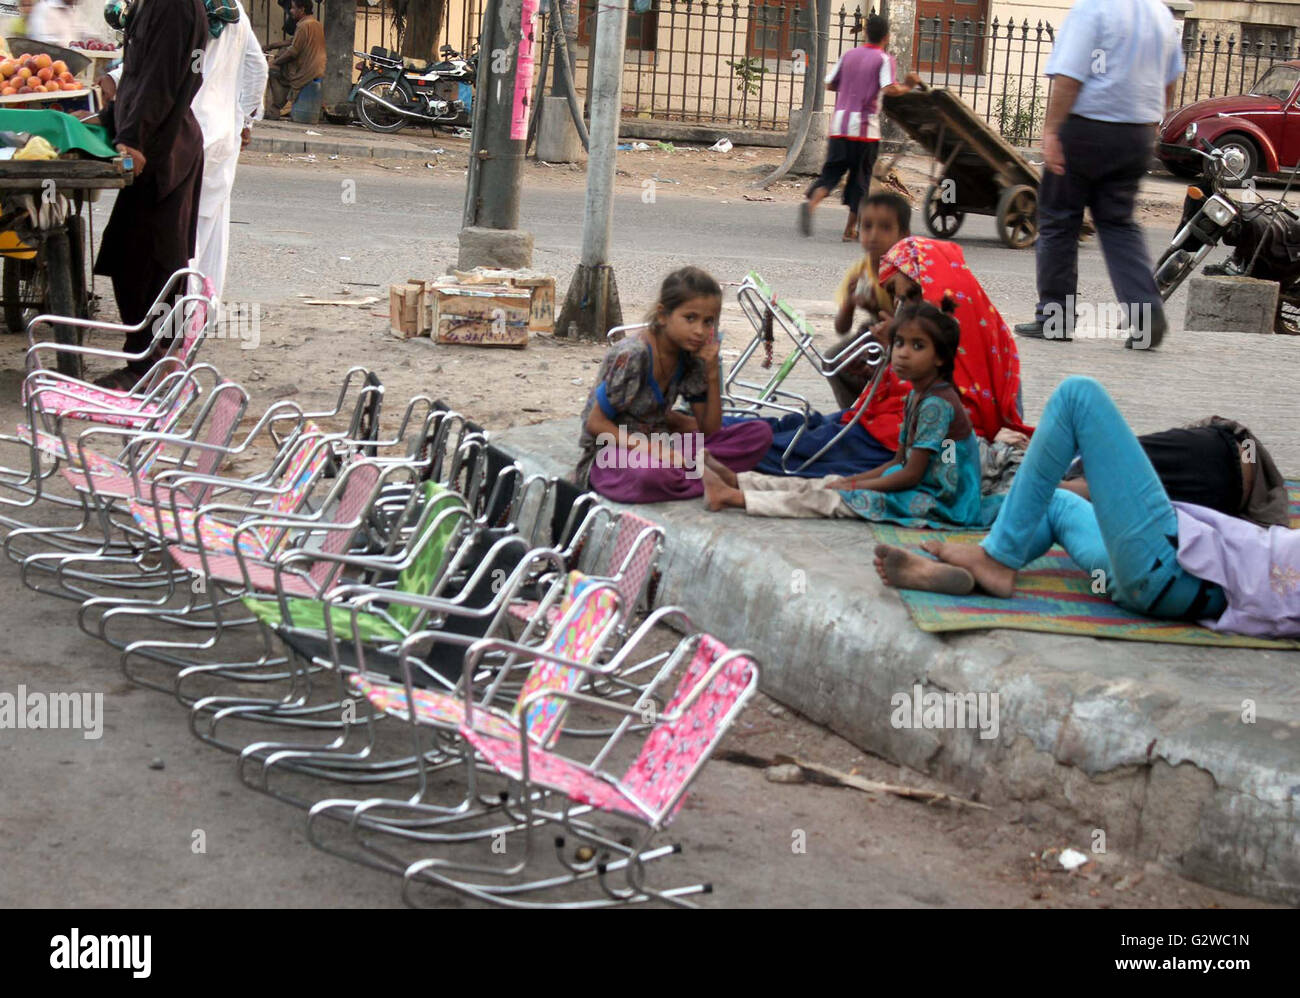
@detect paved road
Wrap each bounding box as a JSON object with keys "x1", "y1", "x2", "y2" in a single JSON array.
[{"x1": 208, "y1": 162, "x2": 1180, "y2": 322}]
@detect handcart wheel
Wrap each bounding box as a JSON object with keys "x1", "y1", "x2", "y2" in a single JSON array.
[
  {"x1": 996, "y1": 184, "x2": 1038, "y2": 249},
  {"x1": 2, "y1": 254, "x2": 46, "y2": 334},
  {"x1": 923, "y1": 183, "x2": 965, "y2": 238}
]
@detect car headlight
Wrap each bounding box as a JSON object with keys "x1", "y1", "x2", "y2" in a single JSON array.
[
  {"x1": 1203, "y1": 197, "x2": 1234, "y2": 226},
  {"x1": 1184, "y1": 122, "x2": 1198, "y2": 143}
]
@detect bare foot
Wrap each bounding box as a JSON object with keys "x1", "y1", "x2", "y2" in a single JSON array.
[
  {"x1": 873, "y1": 544, "x2": 974, "y2": 595},
  {"x1": 919, "y1": 539, "x2": 1017, "y2": 598},
  {"x1": 701, "y1": 449, "x2": 737, "y2": 488},
  {"x1": 701, "y1": 464, "x2": 740, "y2": 512}
]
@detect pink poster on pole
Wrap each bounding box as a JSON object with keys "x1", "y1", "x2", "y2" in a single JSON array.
[{"x1": 510, "y1": 0, "x2": 539, "y2": 140}]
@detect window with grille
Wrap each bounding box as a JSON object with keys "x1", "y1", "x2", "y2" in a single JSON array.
[
  {"x1": 1239, "y1": 23, "x2": 1295, "y2": 58},
  {"x1": 577, "y1": 0, "x2": 659, "y2": 51},
  {"x1": 746, "y1": 0, "x2": 812, "y2": 60}
]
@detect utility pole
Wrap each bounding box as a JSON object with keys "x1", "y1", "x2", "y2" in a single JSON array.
[
  {"x1": 458, "y1": 0, "x2": 536, "y2": 269},
  {"x1": 320, "y1": 0, "x2": 358, "y2": 120},
  {"x1": 557, "y1": 0, "x2": 626, "y2": 339}
]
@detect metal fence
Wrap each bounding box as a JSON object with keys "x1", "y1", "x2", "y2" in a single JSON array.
[
  {"x1": 615, "y1": 2, "x2": 874, "y2": 131},
  {"x1": 235, "y1": 1, "x2": 1300, "y2": 140},
  {"x1": 1178, "y1": 32, "x2": 1300, "y2": 106}
]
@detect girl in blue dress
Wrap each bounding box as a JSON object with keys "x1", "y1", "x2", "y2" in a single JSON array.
[{"x1": 701, "y1": 294, "x2": 984, "y2": 530}]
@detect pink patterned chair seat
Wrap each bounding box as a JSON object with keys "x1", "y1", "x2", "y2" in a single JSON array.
[
  {"x1": 459, "y1": 727, "x2": 650, "y2": 820},
  {"x1": 464, "y1": 634, "x2": 757, "y2": 828},
  {"x1": 164, "y1": 544, "x2": 319, "y2": 596},
  {"x1": 129, "y1": 500, "x2": 266, "y2": 555},
  {"x1": 16, "y1": 424, "x2": 185, "y2": 504},
  {"x1": 350, "y1": 675, "x2": 521, "y2": 741},
  {"x1": 506, "y1": 600, "x2": 562, "y2": 627},
  {"x1": 24, "y1": 384, "x2": 169, "y2": 430}
]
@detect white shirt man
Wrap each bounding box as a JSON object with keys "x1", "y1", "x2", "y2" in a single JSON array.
[
  {"x1": 27, "y1": 0, "x2": 79, "y2": 46},
  {"x1": 189, "y1": 0, "x2": 266, "y2": 300}
]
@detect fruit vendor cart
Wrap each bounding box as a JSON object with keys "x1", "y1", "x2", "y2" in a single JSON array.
[{"x1": 0, "y1": 112, "x2": 131, "y2": 380}]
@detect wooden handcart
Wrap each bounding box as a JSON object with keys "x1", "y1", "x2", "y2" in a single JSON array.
[
  {"x1": 882, "y1": 86, "x2": 1040, "y2": 249},
  {"x1": 0, "y1": 155, "x2": 133, "y2": 378}
]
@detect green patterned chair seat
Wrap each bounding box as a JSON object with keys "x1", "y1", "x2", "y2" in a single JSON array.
[{"x1": 242, "y1": 480, "x2": 466, "y2": 640}]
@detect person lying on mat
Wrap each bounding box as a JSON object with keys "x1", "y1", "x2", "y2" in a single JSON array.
[
  {"x1": 1060, "y1": 419, "x2": 1290, "y2": 528},
  {"x1": 574, "y1": 266, "x2": 773, "y2": 504},
  {"x1": 753, "y1": 235, "x2": 1034, "y2": 480},
  {"x1": 701, "y1": 296, "x2": 985, "y2": 530},
  {"x1": 874, "y1": 376, "x2": 1300, "y2": 639}
]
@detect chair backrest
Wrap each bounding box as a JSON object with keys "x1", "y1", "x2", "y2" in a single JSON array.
[
  {"x1": 269, "y1": 421, "x2": 332, "y2": 518},
  {"x1": 149, "y1": 381, "x2": 247, "y2": 495},
  {"x1": 619, "y1": 634, "x2": 758, "y2": 822},
  {"x1": 177, "y1": 277, "x2": 215, "y2": 363},
  {"x1": 512, "y1": 572, "x2": 620, "y2": 745},
  {"x1": 306, "y1": 459, "x2": 383, "y2": 584},
  {"x1": 388, "y1": 482, "x2": 471, "y2": 629},
  {"x1": 604, "y1": 511, "x2": 662, "y2": 610}
]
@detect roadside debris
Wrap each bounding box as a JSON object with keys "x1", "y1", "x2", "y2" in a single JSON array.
[
  {"x1": 721, "y1": 750, "x2": 991, "y2": 809},
  {"x1": 1059, "y1": 848, "x2": 1090, "y2": 871},
  {"x1": 743, "y1": 194, "x2": 775, "y2": 202},
  {"x1": 709, "y1": 138, "x2": 733, "y2": 153},
  {"x1": 300, "y1": 296, "x2": 380, "y2": 306}
]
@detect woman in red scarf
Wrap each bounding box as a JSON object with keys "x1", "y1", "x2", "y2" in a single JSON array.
[
  {"x1": 850, "y1": 236, "x2": 1034, "y2": 446},
  {"x1": 748, "y1": 236, "x2": 1032, "y2": 478}
]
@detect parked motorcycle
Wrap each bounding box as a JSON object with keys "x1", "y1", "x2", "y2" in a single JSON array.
[
  {"x1": 350, "y1": 44, "x2": 476, "y2": 134},
  {"x1": 1156, "y1": 122, "x2": 1300, "y2": 331}
]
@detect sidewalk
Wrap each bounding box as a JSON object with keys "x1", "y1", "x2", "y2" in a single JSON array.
[{"x1": 247, "y1": 117, "x2": 462, "y2": 161}]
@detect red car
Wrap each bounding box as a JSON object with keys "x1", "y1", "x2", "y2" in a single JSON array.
[{"x1": 1157, "y1": 61, "x2": 1300, "y2": 185}]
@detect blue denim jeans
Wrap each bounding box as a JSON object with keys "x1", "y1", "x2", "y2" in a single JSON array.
[{"x1": 982, "y1": 376, "x2": 1226, "y2": 619}]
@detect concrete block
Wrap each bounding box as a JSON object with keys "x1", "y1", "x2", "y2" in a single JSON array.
[
  {"x1": 536, "y1": 96, "x2": 586, "y2": 164},
  {"x1": 1185, "y1": 275, "x2": 1279, "y2": 335},
  {"x1": 787, "y1": 108, "x2": 830, "y2": 176},
  {"x1": 456, "y1": 226, "x2": 534, "y2": 271}
]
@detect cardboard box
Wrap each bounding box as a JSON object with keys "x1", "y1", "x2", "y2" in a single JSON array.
[
  {"x1": 432, "y1": 285, "x2": 531, "y2": 348},
  {"x1": 448, "y1": 268, "x2": 555, "y2": 333}
]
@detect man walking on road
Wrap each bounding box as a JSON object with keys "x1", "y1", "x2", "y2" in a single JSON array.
[
  {"x1": 799, "y1": 13, "x2": 919, "y2": 241},
  {"x1": 1014, "y1": 0, "x2": 1183, "y2": 349}
]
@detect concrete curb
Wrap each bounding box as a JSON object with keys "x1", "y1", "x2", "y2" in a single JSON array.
[
  {"x1": 495, "y1": 419, "x2": 1300, "y2": 905},
  {"x1": 246, "y1": 134, "x2": 449, "y2": 160}
]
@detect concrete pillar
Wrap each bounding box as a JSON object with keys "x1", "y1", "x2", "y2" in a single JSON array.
[
  {"x1": 787, "y1": 108, "x2": 830, "y2": 176},
  {"x1": 536, "y1": 95, "x2": 586, "y2": 163},
  {"x1": 457, "y1": 226, "x2": 535, "y2": 270},
  {"x1": 884, "y1": 0, "x2": 917, "y2": 146}
]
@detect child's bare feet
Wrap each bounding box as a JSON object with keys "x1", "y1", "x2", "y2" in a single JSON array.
[
  {"x1": 874, "y1": 544, "x2": 975, "y2": 595},
  {"x1": 701, "y1": 464, "x2": 743, "y2": 512},
  {"x1": 919, "y1": 539, "x2": 1017, "y2": 598},
  {"x1": 701, "y1": 449, "x2": 738, "y2": 488}
]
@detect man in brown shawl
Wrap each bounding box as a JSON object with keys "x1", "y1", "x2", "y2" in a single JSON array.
[{"x1": 93, "y1": 0, "x2": 209, "y2": 388}]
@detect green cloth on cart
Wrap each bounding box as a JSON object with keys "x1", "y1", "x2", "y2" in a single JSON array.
[{"x1": 0, "y1": 109, "x2": 118, "y2": 160}]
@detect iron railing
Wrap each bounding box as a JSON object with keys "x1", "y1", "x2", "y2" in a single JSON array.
[{"x1": 239, "y1": 3, "x2": 1300, "y2": 141}]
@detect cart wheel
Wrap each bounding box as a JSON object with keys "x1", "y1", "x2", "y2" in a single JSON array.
[
  {"x1": 996, "y1": 184, "x2": 1038, "y2": 249},
  {"x1": 43, "y1": 228, "x2": 83, "y2": 380},
  {"x1": 3, "y1": 255, "x2": 47, "y2": 334},
  {"x1": 923, "y1": 183, "x2": 965, "y2": 238}
]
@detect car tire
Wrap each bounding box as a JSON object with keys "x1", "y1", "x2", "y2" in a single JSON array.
[{"x1": 1210, "y1": 135, "x2": 1258, "y2": 187}]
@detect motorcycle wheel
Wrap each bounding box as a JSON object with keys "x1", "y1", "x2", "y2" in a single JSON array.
[
  {"x1": 1153, "y1": 245, "x2": 1198, "y2": 301},
  {"x1": 355, "y1": 79, "x2": 412, "y2": 134}
]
